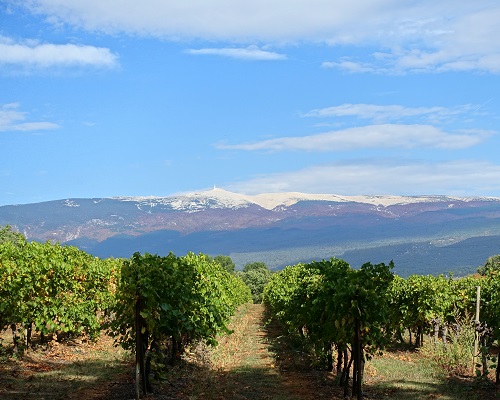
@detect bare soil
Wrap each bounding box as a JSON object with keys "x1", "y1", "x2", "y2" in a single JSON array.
[
  {"x1": 80, "y1": 304, "x2": 343, "y2": 400},
  {"x1": 2, "y1": 305, "x2": 499, "y2": 399}
]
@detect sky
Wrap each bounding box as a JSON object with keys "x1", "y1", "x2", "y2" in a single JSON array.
[{"x1": 1, "y1": 0, "x2": 500, "y2": 206}]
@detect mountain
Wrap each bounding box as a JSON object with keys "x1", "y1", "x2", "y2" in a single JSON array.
[{"x1": 2, "y1": 188, "x2": 500, "y2": 277}]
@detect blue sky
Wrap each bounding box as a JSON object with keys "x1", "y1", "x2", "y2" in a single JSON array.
[{"x1": 1, "y1": 1, "x2": 500, "y2": 205}]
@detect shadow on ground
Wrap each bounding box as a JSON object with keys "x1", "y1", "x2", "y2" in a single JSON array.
[
  {"x1": 0, "y1": 357, "x2": 130, "y2": 400},
  {"x1": 3, "y1": 306, "x2": 498, "y2": 400}
]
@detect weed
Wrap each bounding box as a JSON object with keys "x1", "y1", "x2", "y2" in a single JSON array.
[{"x1": 419, "y1": 319, "x2": 476, "y2": 376}]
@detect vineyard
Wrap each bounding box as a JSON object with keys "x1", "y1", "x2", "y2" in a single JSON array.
[
  {"x1": 264, "y1": 259, "x2": 500, "y2": 398},
  {"x1": 1, "y1": 229, "x2": 500, "y2": 399}
]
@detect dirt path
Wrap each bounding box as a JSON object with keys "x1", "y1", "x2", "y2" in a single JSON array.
[
  {"x1": 202, "y1": 303, "x2": 339, "y2": 400},
  {"x1": 5, "y1": 305, "x2": 496, "y2": 399},
  {"x1": 84, "y1": 303, "x2": 341, "y2": 400}
]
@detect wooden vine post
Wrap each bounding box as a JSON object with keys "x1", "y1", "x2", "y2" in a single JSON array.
[{"x1": 473, "y1": 285, "x2": 481, "y2": 374}]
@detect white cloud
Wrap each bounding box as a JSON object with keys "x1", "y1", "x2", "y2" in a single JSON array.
[
  {"x1": 321, "y1": 60, "x2": 377, "y2": 73},
  {"x1": 324, "y1": 40, "x2": 500, "y2": 75},
  {"x1": 0, "y1": 103, "x2": 60, "y2": 132},
  {"x1": 303, "y1": 103, "x2": 480, "y2": 124},
  {"x1": 22, "y1": 0, "x2": 397, "y2": 41},
  {"x1": 22, "y1": 1, "x2": 500, "y2": 73},
  {"x1": 226, "y1": 160, "x2": 500, "y2": 196},
  {"x1": 0, "y1": 36, "x2": 118, "y2": 68},
  {"x1": 217, "y1": 124, "x2": 492, "y2": 152},
  {"x1": 186, "y1": 45, "x2": 286, "y2": 61}
]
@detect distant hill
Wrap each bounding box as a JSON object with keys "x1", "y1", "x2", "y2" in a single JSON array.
[{"x1": 2, "y1": 188, "x2": 500, "y2": 277}]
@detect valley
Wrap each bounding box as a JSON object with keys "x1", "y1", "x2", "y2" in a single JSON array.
[{"x1": 2, "y1": 188, "x2": 500, "y2": 276}]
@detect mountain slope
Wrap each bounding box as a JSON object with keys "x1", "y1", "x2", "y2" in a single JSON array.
[{"x1": 1, "y1": 188, "x2": 500, "y2": 276}]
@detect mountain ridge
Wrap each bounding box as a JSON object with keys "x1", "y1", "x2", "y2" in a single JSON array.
[
  {"x1": 1, "y1": 189, "x2": 500, "y2": 276},
  {"x1": 113, "y1": 187, "x2": 500, "y2": 210}
]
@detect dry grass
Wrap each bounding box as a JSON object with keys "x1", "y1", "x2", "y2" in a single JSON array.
[
  {"x1": 0, "y1": 329, "x2": 130, "y2": 400},
  {"x1": 148, "y1": 303, "x2": 340, "y2": 400},
  {"x1": 365, "y1": 347, "x2": 499, "y2": 400},
  {"x1": 210, "y1": 303, "x2": 276, "y2": 371},
  {"x1": 2, "y1": 309, "x2": 499, "y2": 400}
]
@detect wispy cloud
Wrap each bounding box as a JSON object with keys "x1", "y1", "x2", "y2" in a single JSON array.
[
  {"x1": 186, "y1": 45, "x2": 286, "y2": 61},
  {"x1": 0, "y1": 36, "x2": 118, "y2": 68},
  {"x1": 217, "y1": 124, "x2": 492, "y2": 152},
  {"x1": 322, "y1": 6, "x2": 500, "y2": 74},
  {"x1": 0, "y1": 103, "x2": 60, "y2": 132},
  {"x1": 323, "y1": 52, "x2": 500, "y2": 75},
  {"x1": 303, "y1": 103, "x2": 480, "y2": 124},
  {"x1": 322, "y1": 60, "x2": 377, "y2": 73},
  {"x1": 226, "y1": 159, "x2": 500, "y2": 196},
  {"x1": 23, "y1": 1, "x2": 500, "y2": 73}
]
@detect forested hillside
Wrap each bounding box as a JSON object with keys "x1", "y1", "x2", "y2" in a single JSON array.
[{"x1": 2, "y1": 190, "x2": 500, "y2": 276}]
